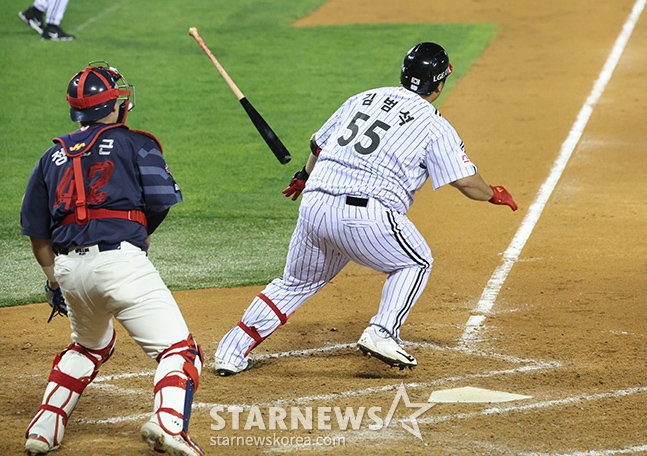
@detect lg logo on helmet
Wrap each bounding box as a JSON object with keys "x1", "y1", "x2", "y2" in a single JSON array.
[
  {"x1": 432, "y1": 64, "x2": 453, "y2": 83},
  {"x1": 432, "y1": 68, "x2": 451, "y2": 82}
]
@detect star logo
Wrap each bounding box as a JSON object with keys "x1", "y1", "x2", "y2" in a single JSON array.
[{"x1": 382, "y1": 383, "x2": 435, "y2": 440}]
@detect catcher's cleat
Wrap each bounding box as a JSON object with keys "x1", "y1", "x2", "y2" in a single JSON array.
[
  {"x1": 25, "y1": 434, "x2": 56, "y2": 455},
  {"x1": 215, "y1": 358, "x2": 253, "y2": 376},
  {"x1": 357, "y1": 326, "x2": 417, "y2": 370},
  {"x1": 140, "y1": 421, "x2": 204, "y2": 456}
]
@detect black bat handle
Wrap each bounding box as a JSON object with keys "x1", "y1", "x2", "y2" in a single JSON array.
[{"x1": 239, "y1": 98, "x2": 292, "y2": 165}]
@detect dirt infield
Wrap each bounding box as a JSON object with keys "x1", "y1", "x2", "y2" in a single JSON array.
[{"x1": 3, "y1": 0, "x2": 647, "y2": 454}]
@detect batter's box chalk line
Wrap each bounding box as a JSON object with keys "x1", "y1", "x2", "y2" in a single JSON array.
[{"x1": 78, "y1": 341, "x2": 559, "y2": 425}]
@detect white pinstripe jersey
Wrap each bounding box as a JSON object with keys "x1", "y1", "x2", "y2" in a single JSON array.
[{"x1": 305, "y1": 86, "x2": 477, "y2": 214}]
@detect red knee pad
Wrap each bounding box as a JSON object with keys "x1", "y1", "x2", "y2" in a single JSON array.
[
  {"x1": 156, "y1": 334, "x2": 202, "y2": 390},
  {"x1": 45, "y1": 330, "x2": 117, "y2": 400}
]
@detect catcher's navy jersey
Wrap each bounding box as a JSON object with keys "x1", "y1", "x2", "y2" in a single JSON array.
[{"x1": 20, "y1": 124, "x2": 182, "y2": 252}]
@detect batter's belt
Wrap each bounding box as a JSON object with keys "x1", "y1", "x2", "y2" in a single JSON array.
[{"x1": 345, "y1": 196, "x2": 369, "y2": 207}]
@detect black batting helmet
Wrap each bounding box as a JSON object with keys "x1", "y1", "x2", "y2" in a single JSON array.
[
  {"x1": 66, "y1": 61, "x2": 135, "y2": 123},
  {"x1": 400, "y1": 42, "x2": 453, "y2": 95}
]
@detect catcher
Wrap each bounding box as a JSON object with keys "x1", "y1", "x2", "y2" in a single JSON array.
[{"x1": 20, "y1": 61, "x2": 204, "y2": 456}]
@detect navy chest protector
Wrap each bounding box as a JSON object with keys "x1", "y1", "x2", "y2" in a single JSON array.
[{"x1": 53, "y1": 123, "x2": 160, "y2": 228}]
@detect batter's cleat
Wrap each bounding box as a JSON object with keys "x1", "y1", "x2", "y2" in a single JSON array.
[
  {"x1": 18, "y1": 6, "x2": 44, "y2": 35},
  {"x1": 41, "y1": 24, "x2": 75, "y2": 41},
  {"x1": 140, "y1": 421, "x2": 204, "y2": 456},
  {"x1": 25, "y1": 434, "x2": 57, "y2": 455},
  {"x1": 357, "y1": 326, "x2": 417, "y2": 370},
  {"x1": 215, "y1": 358, "x2": 253, "y2": 376}
]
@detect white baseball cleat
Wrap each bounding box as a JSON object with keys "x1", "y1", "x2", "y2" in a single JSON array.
[
  {"x1": 140, "y1": 421, "x2": 204, "y2": 456},
  {"x1": 25, "y1": 434, "x2": 57, "y2": 455},
  {"x1": 215, "y1": 358, "x2": 253, "y2": 376},
  {"x1": 357, "y1": 326, "x2": 417, "y2": 370}
]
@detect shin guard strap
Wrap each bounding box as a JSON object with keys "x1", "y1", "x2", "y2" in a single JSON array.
[
  {"x1": 156, "y1": 334, "x2": 201, "y2": 365},
  {"x1": 157, "y1": 407, "x2": 183, "y2": 421},
  {"x1": 237, "y1": 321, "x2": 263, "y2": 356},
  {"x1": 37, "y1": 404, "x2": 69, "y2": 426},
  {"x1": 258, "y1": 293, "x2": 289, "y2": 325},
  {"x1": 48, "y1": 369, "x2": 90, "y2": 394},
  {"x1": 154, "y1": 374, "x2": 186, "y2": 394},
  {"x1": 156, "y1": 335, "x2": 202, "y2": 391},
  {"x1": 183, "y1": 361, "x2": 200, "y2": 391}
]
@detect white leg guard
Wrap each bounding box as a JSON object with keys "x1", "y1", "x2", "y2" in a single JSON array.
[
  {"x1": 216, "y1": 291, "x2": 292, "y2": 367},
  {"x1": 25, "y1": 331, "x2": 116, "y2": 450},
  {"x1": 151, "y1": 334, "x2": 202, "y2": 436}
]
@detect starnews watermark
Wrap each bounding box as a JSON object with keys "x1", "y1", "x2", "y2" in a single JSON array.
[
  {"x1": 210, "y1": 434, "x2": 345, "y2": 448},
  {"x1": 209, "y1": 383, "x2": 435, "y2": 447}
]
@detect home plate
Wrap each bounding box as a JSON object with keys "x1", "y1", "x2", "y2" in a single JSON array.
[{"x1": 428, "y1": 386, "x2": 532, "y2": 403}]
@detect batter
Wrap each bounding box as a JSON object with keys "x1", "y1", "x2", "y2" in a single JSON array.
[
  {"x1": 215, "y1": 42, "x2": 517, "y2": 376},
  {"x1": 19, "y1": 0, "x2": 75, "y2": 41}
]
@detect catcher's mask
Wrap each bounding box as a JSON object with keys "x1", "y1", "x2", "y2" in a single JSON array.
[
  {"x1": 66, "y1": 60, "x2": 135, "y2": 123},
  {"x1": 400, "y1": 42, "x2": 453, "y2": 96}
]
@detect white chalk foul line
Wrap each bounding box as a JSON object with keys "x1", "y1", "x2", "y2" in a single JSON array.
[
  {"x1": 195, "y1": 360, "x2": 557, "y2": 410},
  {"x1": 89, "y1": 342, "x2": 541, "y2": 395},
  {"x1": 93, "y1": 371, "x2": 153, "y2": 382},
  {"x1": 247, "y1": 341, "x2": 540, "y2": 365},
  {"x1": 460, "y1": 0, "x2": 647, "y2": 347},
  {"x1": 73, "y1": 3, "x2": 123, "y2": 33}
]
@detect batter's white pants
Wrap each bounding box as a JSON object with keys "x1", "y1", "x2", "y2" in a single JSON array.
[
  {"x1": 33, "y1": 0, "x2": 70, "y2": 26},
  {"x1": 54, "y1": 242, "x2": 190, "y2": 358},
  {"x1": 216, "y1": 192, "x2": 432, "y2": 367}
]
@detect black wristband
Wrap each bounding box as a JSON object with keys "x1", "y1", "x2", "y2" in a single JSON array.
[
  {"x1": 309, "y1": 137, "x2": 321, "y2": 156},
  {"x1": 294, "y1": 166, "x2": 309, "y2": 181}
]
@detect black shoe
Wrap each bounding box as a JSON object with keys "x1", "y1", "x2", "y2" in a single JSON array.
[
  {"x1": 42, "y1": 24, "x2": 75, "y2": 41},
  {"x1": 18, "y1": 6, "x2": 44, "y2": 35}
]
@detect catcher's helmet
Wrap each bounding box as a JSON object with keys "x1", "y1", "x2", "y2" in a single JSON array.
[
  {"x1": 400, "y1": 42, "x2": 453, "y2": 95},
  {"x1": 66, "y1": 61, "x2": 135, "y2": 123}
]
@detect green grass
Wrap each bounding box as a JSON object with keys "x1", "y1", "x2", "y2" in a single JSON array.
[{"x1": 0, "y1": 0, "x2": 497, "y2": 306}]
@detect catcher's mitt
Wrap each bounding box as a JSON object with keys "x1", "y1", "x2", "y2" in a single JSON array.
[{"x1": 45, "y1": 281, "x2": 68, "y2": 323}]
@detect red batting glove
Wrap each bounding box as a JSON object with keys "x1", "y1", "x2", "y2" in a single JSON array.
[
  {"x1": 282, "y1": 167, "x2": 309, "y2": 201},
  {"x1": 488, "y1": 185, "x2": 518, "y2": 211}
]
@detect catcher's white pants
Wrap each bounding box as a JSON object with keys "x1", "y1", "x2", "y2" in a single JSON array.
[
  {"x1": 216, "y1": 192, "x2": 432, "y2": 367},
  {"x1": 55, "y1": 242, "x2": 189, "y2": 357},
  {"x1": 26, "y1": 242, "x2": 200, "y2": 449}
]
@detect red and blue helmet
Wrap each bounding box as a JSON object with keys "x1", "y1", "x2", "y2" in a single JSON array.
[{"x1": 66, "y1": 61, "x2": 135, "y2": 123}]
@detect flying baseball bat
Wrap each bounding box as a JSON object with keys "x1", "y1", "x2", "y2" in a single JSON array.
[{"x1": 188, "y1": 27, "x2": 292, "y2": 165}]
